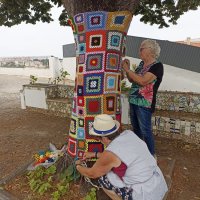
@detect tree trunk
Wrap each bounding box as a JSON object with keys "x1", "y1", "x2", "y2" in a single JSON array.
[
  {"x1": 63, "y1": 0, "x2": 139, "y2": 158},
  {"x1": 63, "y1": 0, "x2": 139, "y2": 16}
]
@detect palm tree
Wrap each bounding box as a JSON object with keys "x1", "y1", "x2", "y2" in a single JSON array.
[{"x1": 63, "y1": 0, "x2": 139, "y2": 158}]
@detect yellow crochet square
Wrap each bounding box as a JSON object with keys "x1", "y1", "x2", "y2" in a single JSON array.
[{"x1": 106, "y1": 11, "x2": 132, "y2": 32}]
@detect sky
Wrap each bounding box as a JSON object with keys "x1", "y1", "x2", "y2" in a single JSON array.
[{"x1": 0, "y1": 7, "x2": 200, "y2": 58}]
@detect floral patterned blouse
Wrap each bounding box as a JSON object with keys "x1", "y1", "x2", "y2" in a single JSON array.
[{"x1": 129, "y1": 61, "x2": 164, "y2": 112}]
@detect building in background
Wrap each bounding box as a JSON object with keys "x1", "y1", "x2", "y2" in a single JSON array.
[{"x1": 177, "y1": 37, "x2": 200, "y2": 47}]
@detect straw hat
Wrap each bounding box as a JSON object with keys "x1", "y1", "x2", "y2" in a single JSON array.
[{"x1": 89, "y1": 114, "x2": 120, "y2": 136}]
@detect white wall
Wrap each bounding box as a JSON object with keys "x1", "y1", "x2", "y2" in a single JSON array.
[
  {"x1": 24, "y1": 87, "x2": 47, "y2": 109},
  {"x1": 62, "y1": 57, "x2": 76, "y2": 81},
  {"x1": 0, "y1": 56, "x2": 63, "y2": 78}
]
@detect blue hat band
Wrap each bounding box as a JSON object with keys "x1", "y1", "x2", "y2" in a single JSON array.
[{"x1": 93, "y1": 125, "x2": 117, "y2": 135}]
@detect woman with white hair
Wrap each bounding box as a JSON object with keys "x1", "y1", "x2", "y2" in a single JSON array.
[
  {"x1": 75, "y1": 114, "x2": 168, "y2": 200},
  {"x1": 121, "y1": 39, "x2": 163, "y2": 156}
]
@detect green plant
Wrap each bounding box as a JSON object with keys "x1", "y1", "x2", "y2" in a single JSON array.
[
  {"x1": 84, "y1": 188, "x2": 97, "y2": 200},
  {"x1": 121, "y1": 81, "x2": 130, "y2": 92},
  {"x1": 53, "y1": 68, "x2": 70, "y2": 84},
  {"x1": 27, "y1": 161, "x2": 80, "y2": 200},
  {"x1": 29, "y1": 75, "x2": 38, "y2": 84}
]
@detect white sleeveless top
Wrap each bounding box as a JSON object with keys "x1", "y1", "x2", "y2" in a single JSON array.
[{"x1": 106, "y1": 130, "x2": 168, "y2": 200}]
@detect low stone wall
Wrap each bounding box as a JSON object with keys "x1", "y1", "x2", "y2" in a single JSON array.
[
  {"x1": 46, "y1": 98, "x2": 73, "y2": 117},
  {"x1": 46, "y1": 84, "x2": 74, "y2": 117},
  {"x1": 153, "y1": 91, "x2": 200, "y2": 144},
  {"x1": 156, "y1": 91, "x2": 200, "y2": 113},
  {"x1": 22, "y1": 84, "x2": 200, "y2": 144},
  {"x1": 46, "y1": 84, "x2": 74, "y2": 99}
]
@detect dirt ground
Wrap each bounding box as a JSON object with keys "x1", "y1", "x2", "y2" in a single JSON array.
[{"x1": 0, "y1": 74, "x2": 200, "y2": 200}]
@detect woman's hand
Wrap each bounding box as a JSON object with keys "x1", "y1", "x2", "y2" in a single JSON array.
[
  {"x1": 82, "y1": 152, "x2": 95, "y2": 160},
  {"x1": 122, "y1": 59, "x2": 130, "y2": 72},
  {"x1": 75, "y1": 159, "x2": 83, "y2": 165}
]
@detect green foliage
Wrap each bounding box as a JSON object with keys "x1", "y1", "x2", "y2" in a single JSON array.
[
  {"x1": 52, "y1": 68, "x2": 70, "y2": 84},
  {"x1": 29, "y1": 75, "x2": 38, "y2": 84},
  {"x1": 27, "y1": 163, "x2": 80, "y2": 200},
  {"x1": 121, "y1": 81, "x2": 130, "y2": 92},
  {"x1": 0, "y1": 0, "x2": 200, "y2": 28},
  {"x1": 56, "y1": 68, "x2": 70, "y2": 84},
  {"x1": 84, "y1": 188, "x2": 97, "y2": 200},
  {"x1": 45, "y1": 165, "x2": 57, "y2": 175}
]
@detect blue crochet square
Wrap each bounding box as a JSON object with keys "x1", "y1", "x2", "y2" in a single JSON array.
[
  {"x1": 79, "y1": 43, "x2": 86, "y2": 54},
  {"x1": 86, "y1": 11, "x2": 106, "y2": 30},
  {"x1": 77, "y1": 85, "x2": 83, "y2": 96},
  {"x1": 84, "y1": 73, "x2": 104, "y2": 96},
  {"x1": 107, "y1": 31, "x2": 123, "y2": 52},
  {"x1": 77, "y1": 128, "x2": 85, "y2": 139}
]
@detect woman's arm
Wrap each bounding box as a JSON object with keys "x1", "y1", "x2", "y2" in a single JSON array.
[
  {"x1": 122, "y1": 59, "x2": 157, "y2": 86},
  {"x1": 82, "y1": 151, "x2": 102, "y2": 160},
  {"x1": 76, "y1": 151, "x2": 121, "y2": 179}
]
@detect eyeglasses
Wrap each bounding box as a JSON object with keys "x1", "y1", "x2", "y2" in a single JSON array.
[{"x1": 140, "y1": 47, "x2": 151, "y2": 52}]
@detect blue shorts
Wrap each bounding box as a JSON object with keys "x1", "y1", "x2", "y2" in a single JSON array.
[{"x1": 98, "y1": 175, "x2": 133, "y2": 200}]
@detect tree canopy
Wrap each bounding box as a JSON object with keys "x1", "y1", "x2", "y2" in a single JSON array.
[{"x1": 0, "y1": 0, "x2": 199, "y2": 28}]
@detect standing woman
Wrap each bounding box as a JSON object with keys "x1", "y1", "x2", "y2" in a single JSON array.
[{"x1": 122, "y1": 39, "x2": 163, "y2": 156}]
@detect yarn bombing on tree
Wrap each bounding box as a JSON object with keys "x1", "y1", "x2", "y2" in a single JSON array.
[{"x1": 67, "y1": 11, "x2": 133, "y2": 158}]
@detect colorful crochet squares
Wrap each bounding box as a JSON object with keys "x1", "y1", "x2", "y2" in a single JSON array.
[
  {"x1": 67, "y1": 10, "x2": 133, "y2": 158},
  {"x1": 78, "y1": 43, "x2": 86, "y2": 54},
  {"x1": 103, "y1": 94, "x2": 116, "y2": 114},
  {"x1": 78, "y1": 118, "x2": 84, "y2": 127},
  {"x1": 78, "y1": 34, "x2": 85, "y2": 43},
  {"x1": 78, "y1": 65, "x2": 84, "y2": 73},
  {"x1": 77, "y1": 150, "x2": 85, "y2": 158},
  {"x1": 77, "y1": 128, "x2": 85, "y2": 139},
  {"x1": 86, "y1": 53, "x2": 104, "y2": 72},
  {"x1": 105, "y1": 51, "x2": 120, "y2": 72},
  {"x1": 68, "y1": 138, "x2": 77, "y2": 157},
  {"x1": 86, "y1": 30, "x2": 106, "y2": 52},
  {"x1": 70, "y1": 116, "x2": 77, "y2": 136},
  {"x1": 84, "y1": 73, "x2": 104, "y2": 95},
  {"x1": 85, "y1": 117, "x2": 94, "y2": 136},
  {"x1": 78, "y1": 54, "x2": 85, "y2": 64},
  {"x1": 72, "y1": 97, "x2": 77, "y2": 114},
  {"x1": 107, "y1": 11, "x2": 132, "y2": 32},
  {"x1": 86, "y1": 140, "x2": 104, "y2": 153},
  {"x1": 104, "y1": 73, "x2": 118, "y2": 93},
  {"x1": 77, "y1": 85, "x2": 83, "y2": 96},
  {"x1": 86, "y1": 12, "x2": 106, "y2": 31},
  {"x1": 77, "y1": 96, "x2": 84, "y2": 107},
  {"x1": 74, "y1": 13, "x2": 84, "y2": 24},
  {"x1": 107, "y1": 31, "x2": 123, "y2": 52},
  {"x1": 78, "y1": 140, "x2": 85, "y2": 149},
  {"x1": 78, "y1": 107, "x2": 84, "y2": 116},
  {"x1": 85, "y1": 97, "x2": 102, "y2": 115},
  {"x1": 77, "y1": 74, "x2": 84, "y2": 85}
]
